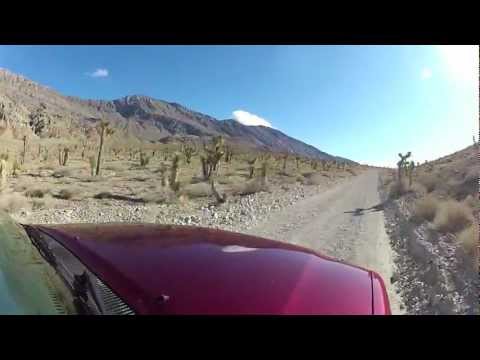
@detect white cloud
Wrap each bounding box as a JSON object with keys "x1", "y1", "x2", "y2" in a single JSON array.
[
  {"x1": 437, "y1": 45, "x2": 479, "y2": 83},
  {"x1": 232, "y1": 110, "x2": 273, "y2": 128},
  {"x1": 421, "y1": 67, "x2": 432, "y2": 80},
  {"x1": 87, "y1": 68, "x2": 109, "y2": 78}
]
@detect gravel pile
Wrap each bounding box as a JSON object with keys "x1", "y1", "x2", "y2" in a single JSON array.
[{"x1": 13, "y1": 182, "x2": 322, "y2": 235}]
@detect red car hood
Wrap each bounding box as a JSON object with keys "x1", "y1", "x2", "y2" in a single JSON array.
[{"x1": 33, "y1": 224, "x2": 388, "y2": 315}]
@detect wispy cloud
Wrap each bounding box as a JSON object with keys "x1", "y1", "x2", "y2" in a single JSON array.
[
  {"x1": 421, "y1": 67, "x2": 432, "y2": 80},
  {"x1": 232, "y1": 110, "x2": 273, "y2": 128},
  {"x1": 87, "y1": 68, "x2": 109, "y2": 78}
]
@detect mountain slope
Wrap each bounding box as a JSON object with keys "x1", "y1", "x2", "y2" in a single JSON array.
[{"x1": 0, "y1": 68, "x2": 355, "y2": 163}]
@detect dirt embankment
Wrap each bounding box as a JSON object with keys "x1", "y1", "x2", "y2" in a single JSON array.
[{"x1": 379, "y1": 176, "x2": 478, "y2": 315}]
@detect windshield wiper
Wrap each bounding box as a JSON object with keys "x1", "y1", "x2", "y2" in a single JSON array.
[
  {"x1": 23, "y1": 225, "x2": 57, "y2": 268},
  {"x1": 72, "y1": 271, "x2": 104, "y2": 315},
  {"x1": 23, "y1": 225, "x2": 103, "y2": 315}
]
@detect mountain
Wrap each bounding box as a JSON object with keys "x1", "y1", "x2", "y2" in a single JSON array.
[{"x1": 0, "y1": 68, "x2": 355, "y2": 163}]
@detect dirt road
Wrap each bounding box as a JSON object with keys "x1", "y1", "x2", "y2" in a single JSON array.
[{"x1": 246, "y1": 170, "x2": 404, "y2": 314}]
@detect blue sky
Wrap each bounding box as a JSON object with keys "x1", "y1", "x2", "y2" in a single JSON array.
[{"x1": 0, "y1": 45, "x2": 478, "y2": 166}]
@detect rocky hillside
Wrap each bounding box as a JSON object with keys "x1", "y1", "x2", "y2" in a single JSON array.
[{"x1": 0, "y1": 68, "x2": 354, "y2": 163}]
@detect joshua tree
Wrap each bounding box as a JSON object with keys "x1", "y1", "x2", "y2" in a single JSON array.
[
  {"x1": 282, "y1": 154, "x2": 288, "y2": 172},
  {"x1": 200, "y1": 136, "x2": 225, "y2": 180},
  {"x1": 295, "y1": 156, "x2": 301, "y2": 170},
  {"x1": 181, "y1": 142, "x2": 197, "y2": 164},
  {"x1": 88, "y1": 156, "x2": 96, "y2": 177},
  {"x1": 158, "y1": 163, "x2": 168, "y2": 187},
  {"x1": 224, "y1": 145, "x2": 233, "y2": 163},
  {"x1": 397, "y1": 152, "x2": 411, "y2": 181},
  {"x1": 11, "y1": 157, "x2": 20, "y2": 177},
  {"x1": 58, "y1": 146, "x2": 69, "y2": 166},
  {"x1": 169, "y1": 153, "x2": 180, "y2": 192},
  {"x1": 0, "y1": 157, "x2": 7, "y2": 191},
  {"x1": 320, "y1": 159, "x2": 327, "y2": 171},
  {"x1": 42, "y1": 147, "x2": 49, "y2": 162},
  {"x1": 94, "y1": 121, "x2": 115, "y2": 176},
  {"x1": 407, "y1": 161, "x2": 415, "y2": 187},
  {"x1": 260, "y1": 161, "x2": 268, "y2": 186},
  {"x1": 139, "y1": 151, "x2": 150, "y2": 167},
  {"x1": 21, "y1": 135, "x2": 28, "y2": 165},
  {"x1": 210, "y1": 179, "x2": 226, "y2": 204},
  {"x1": 248, "y1": 157, "x2": 257, "y2": 179},
  {"x1": 0, "y1": 103, "x2": 6, "y2": 124}
]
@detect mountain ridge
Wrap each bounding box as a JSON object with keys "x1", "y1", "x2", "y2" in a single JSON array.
[{"x1": 0, "y1": 68, "x2": 356, "y2": 163}]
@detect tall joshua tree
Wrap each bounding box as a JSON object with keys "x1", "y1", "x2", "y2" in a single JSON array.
[
  {"x1": 397, "y1": 152, "x2": 411, "y2": 181},
  {"x1": 94, "y1": 121, "x2": 115, "y2": 176}
]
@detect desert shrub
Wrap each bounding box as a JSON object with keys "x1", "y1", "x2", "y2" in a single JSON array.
[
  {"x1": 388, "y1": 180, "x2": 408, "y2": 199},
  {"x1": 346, "y1": 168, "x2": 357, "y2": 176},
  {"x1": 277, "y1": 170, "x2": 292, "y2": 177},
  {"x1": 463, "y1": 194, "x2": 479, "y2": 211},
  {"x1": 182, "y1": 182, "x2": 212, "y2": 198},
  {"x1": 0, "y1": 193, "x2": 30, "y2": 213},
  {"x1": 296, "y1": 175, "x2": 305, "y2": 183},
  {"x1": 417, "y1": 173, "x2": 439, "y2": 193},
  {"x1": 80, "y1": 175, "x2": 106, "y2": 183},
  {"x1": 31, "y1": 198, "x2": 45, "y2": 210},
  {"x1": 142, "y1": 190, "x2": 176, "y2": 204},
  {"x1": 410, "y1": 182, "x2": 427, "y2": 195},
  {"x1": 31, "y1": 195, "x2": 53, "y2": 210},
  {"x1": 235, "y1": 179, "x2": 269, "y2": 196},
  {"x1": 131, "y1": 176, "x2": 149, "y2": 182},
  {"x1": 215, "y1": 176, "x2": 231, "y2": 185},
  {"x1": 411, "y1": 195, "x2": 439, "y2": 224},
  {"x1": 52, "y1": 168, "x2": 74, "y2": 178},
  {"x1": 382, "y1": 176, "x2": 394, "y2": 187},
  {"x1": 54, "y1": 188, "x2": 78, "y2": 200},
  {"x1": 304, "y1": 173, "x2": 326, "y2": 186},
  {"x1": 25, "y1": 187, "x2": 50, "y2": 198},
  {"x1": 103, "y1": 164, "x2": 125, "y2": 172},
  {"x1": 433, "y1": 200, "x2": 473, "y2": 234},
  {"x1": 456, "y1": 223, "x2": 479, "y2": 258},
  {"x1": 449, "y1": 167, "x2": 478, "y2": 200}
]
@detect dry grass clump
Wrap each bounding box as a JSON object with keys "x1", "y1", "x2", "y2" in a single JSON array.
[
  {"x1": 410, "y1": 182, "x2": 427, "y2": 195},
  {"x1": 448, "y1": 167, "x2": 478, "y2": 200},
  {"x1": 25, "y1": 185, "x2": 52, "y2": 198},
  {"x1": 388, "y1": 179, "x2": 408, "y2": 199},
  {"x1": 233, "y1": 179, "x2": 270, "y2": 196},
  {"x1": 31, "y1": 195, "x2": 54, "y2": 210},
  {"x1": 181, "y1": 182, "x2": 212, "y2": 198},
  {"x1": 0, "y1": 192, "x2": 30, "y2": 213},
  {"x1": 411, "y1": 195, "x2": 439, "y2": 224},
  {"x1": 52, "y1": 168, "x2": 74, "y2": 178},
  {"x1": 433, "y1": 200, "x2": 473, "y2": 234},
  {"x1": 456, "y1": 223, "x2": 479, "y2": 258},
  {"x1": 103, "y1": 163, "x2": 126, "y2": 172},
  {"x1": 417, "y1": 172, "x2": 440, "y2": 193},
  {"x1": 130, "y1": 176, "x2": 149, "y2": 182},
  {"x1": 54, "y1": 187, "x2": 82, "y2": 200},
  {"x1": 462, "y1": 194, "x2": 479, "y2": 211},
  {"x1": 38, "y1": 164, "x2": 56, "y2": 171},
  {"x1": 79, "y1": 175, "x2": 107, "y2": 183},
  {"x1": 304, "y1": 172, "x2": 326, "y2": 186},
  {"x1": 141, "y1": 189, "x2": 176, "y2": 204},
  {"x1": 382, "y1": 175, "x2": 394, "y2": 187}
]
